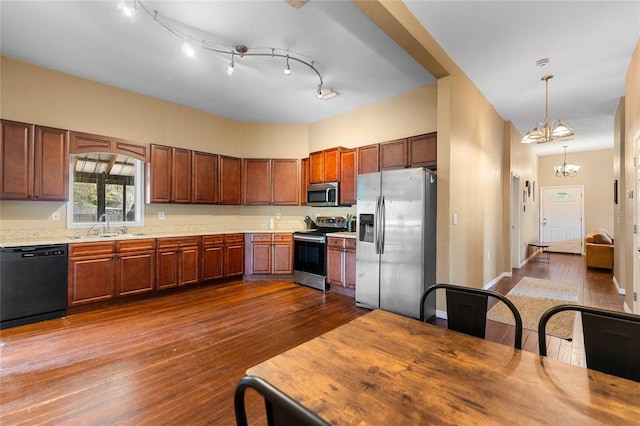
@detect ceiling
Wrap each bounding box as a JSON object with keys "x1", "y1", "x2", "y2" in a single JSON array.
[{"x1": 1, "y1": 1, "x2": 638, "y2": 157}]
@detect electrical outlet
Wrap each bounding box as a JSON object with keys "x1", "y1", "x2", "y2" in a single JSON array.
[
  {"x1": 51, "y1": 212, "x2": 60, "y2": 221},
  {"x1": 276, "y1": 212, "x2": 281, "y2": 220},
  {"x1": 452, "y1": 213, "x2": 458, "y2": 225},
  {"x1": 158, "y1": 212, "x2": 165, "y2": 220}
]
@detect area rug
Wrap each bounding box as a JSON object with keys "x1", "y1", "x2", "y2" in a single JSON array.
[{"x1": 486, "y1": 277, "x2": 578, "y2": 339}]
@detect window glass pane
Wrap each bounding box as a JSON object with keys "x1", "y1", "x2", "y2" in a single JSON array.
[
  {"x1": 550, "y1": 192, "x2": 574, "y2": 202},
  {"x1": 106, "y1": 183, "x2": 124, "y2": 222},
  {"x1": 73, "y1": 181, "x2": 98, "y2": 222}
]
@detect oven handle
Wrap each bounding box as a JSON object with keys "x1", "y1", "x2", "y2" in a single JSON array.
[{"x1": 294, "y1": 234, "x2": 326, "y2": 243}]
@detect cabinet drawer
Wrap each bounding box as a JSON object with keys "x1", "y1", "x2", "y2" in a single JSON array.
[
  {"x1": 272, "y1": 233, "x2": 292, "y2": 242},
  {"x1": 251, "y1": 233, "x2": 272, "y2": 242},
  {"x1": 202, "y1": 235, "x2": 225, "y2": 246},
  {"x1": 345, "y1": 238, "x2": 356, "y2": 251},
  {"x1": 156, "y1": 237, "x2": 201, "y2": 249},
  {"x1": 117, "y1": 239, "x2": 156, "y2": 253},
  {"x1": 327, "y1": 237, "x2": 344, "y2": 250},
  {"x1": 69, "y1": 241, "x2": 115, "y2": 257},
  {"x1": 224, "y1": 233, "x2": 244, "y2": 244}
]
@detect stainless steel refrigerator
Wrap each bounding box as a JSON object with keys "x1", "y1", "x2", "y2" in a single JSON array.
[{"x1": 355, "y1": 168, "x2": 436, "y2": 319}]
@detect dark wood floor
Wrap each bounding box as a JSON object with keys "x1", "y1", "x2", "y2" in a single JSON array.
[{"x1": 0, "y1": 253, "x2": 621, "y2": 425}]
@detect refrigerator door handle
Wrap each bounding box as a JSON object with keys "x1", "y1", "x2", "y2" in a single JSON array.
[
  {"x1": 374, "y1": 195, "x2": 381, "y2": 254},
  {"x1": 380, "y1": 195, "x2": 386, "y2": 254}
]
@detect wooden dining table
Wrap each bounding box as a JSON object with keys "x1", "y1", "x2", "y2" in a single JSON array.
[{"x1": 247, "y1": 309, "x2": 640, "y2": 425}]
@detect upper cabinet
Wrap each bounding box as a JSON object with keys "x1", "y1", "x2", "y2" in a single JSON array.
[
  {"x1": 1, "y1": 120, "x2": 69, "y2": 201},
  {"x1": 243, "y1": 158, "x2": 299, "y2": 205},
  {"x1": 339, "y1": 149, "x2": 357, "y2": 206},
  {"x1": 192, "y1": 151, "x2": 219, "y2": 204},
  {"x1": 379, "y1": 138, "x2": 409, "y2": 170},
  {"x1": 219, "y1": 155, "x2": 242, "y2": 205},
  {"x1": 149, "y1": 144, "x2": 192, "y2": 203},
  {"x1": 357, "y1": 144, "x2": 379, "y2": 175},
  {"x1": 309, "y1": 147, "x2": 341, "y2": 184},
  {"x1": 408, "y1": 132, "x2": 437, "y2": 169}
]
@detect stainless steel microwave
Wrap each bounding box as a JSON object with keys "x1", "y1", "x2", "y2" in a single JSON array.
[{"x1": 307, "y1": 182, "x2": 339, "y2": 207}]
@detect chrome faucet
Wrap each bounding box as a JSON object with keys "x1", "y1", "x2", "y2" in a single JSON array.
[{"x1": 98, "y1": 213, "x2": 111, "y2": 235}]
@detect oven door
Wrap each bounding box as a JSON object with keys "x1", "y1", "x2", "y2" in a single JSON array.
[{"x1": 293, "y1": 234, "x2": 326, "y2": 276}]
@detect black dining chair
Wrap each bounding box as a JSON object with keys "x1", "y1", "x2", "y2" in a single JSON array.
[
  {"x1": 420, "y1": 283, "x2": 523, "y2": 349},
  {"x1": 234, "y1": 375, "x2": 329, "y2": 426},
  {"x1": 538, "y1": 304, "x2": 640, "y2": 382}
]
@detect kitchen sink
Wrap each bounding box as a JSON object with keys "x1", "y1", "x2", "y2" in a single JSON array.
[{"x1": 69, "y1": 233, "x2": 120, "y2": 240}]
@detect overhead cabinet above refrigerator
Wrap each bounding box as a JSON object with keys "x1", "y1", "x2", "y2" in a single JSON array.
[{"x1": 355, "y1": 168, "x2": 436, "y2": 319}]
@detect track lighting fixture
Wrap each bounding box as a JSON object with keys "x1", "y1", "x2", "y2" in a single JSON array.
[
  {"x1": 284, "y1": 55, "x2": 291, "y2": 76},
  {"x1": 227, "y1": 52, "x2": 235, "y2": 75},
  {"x1": 121, "y1": 0, "x2": 332, "y2": 100}
]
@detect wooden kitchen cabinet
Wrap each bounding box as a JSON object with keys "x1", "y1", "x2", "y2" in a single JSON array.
[
  {"x1": 326, "y1": 237, "x2": 356, "y2": 296},
  {"x1": 246, "y1": 233, "x2": 293, "y2": 275},
  {"x1": 1, "y1": 120, "x2": 69, "y2": 201},
  {"x1": 219, "y1": 155, "x2": 242, "y2": 205},
  {"x1": 339, "y1": 149, "x2": 357, "y2": 206},
  {"x1": 357, "y1": 143, "x2": 379, "y2": 175},
  {"x1": 115, "y1": 239, "x2": 156, "y2": 297},
  {"x1": 156, "y1": 237, "x2": 201, "y2": 290},
  {"x1": 380, "y1": 138, "x2": 409, "y2": 170},
  {"x1": 300, "y1": 157, "x2": 309, "y2": 205},
  {"x1": 149, "y1": 144, "x2": 192, "y2": 203},
  {"x1": 409, "y1": 132, "x2": 437, "y2": 169},
  {"x1": 202, "y1": 233, "x2": 244, "y2": 281},
  {"x1": 68, "y1": 241, "x2": 116, "y2": 306},
  {"x1": 243, "y1": 158, "x2": 271, "y2": 205},
  {"x1": 271, "y1": 159, "x2": 299, "y2": 205},
  {"x1": 309, "y1": 148, "x2": 341, "y2": 184},
  {"x1": 192, "y1": 151, "x2": 218, "y2": 204}
]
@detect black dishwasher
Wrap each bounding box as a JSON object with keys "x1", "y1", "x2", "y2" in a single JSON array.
[{"x1": 1, "y1": 244, "x2": 68, "y2": 329}]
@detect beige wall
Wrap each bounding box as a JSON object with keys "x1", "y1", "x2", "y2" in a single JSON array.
[
  {"x1": 308, "y1": 85, "x2": 437, "y2": 152},
  {"x1": 623, "y1": 39, "x2": 640, "y2": 311},
  {"x1": 509, "y1": 122, "x2": 539, "y2": 264},
  {"x1": 537, "y1": 149, "x2": 614, "y2": 238}
]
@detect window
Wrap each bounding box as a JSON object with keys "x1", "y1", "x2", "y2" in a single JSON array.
[{"x1": 67, "y1": 153, "x2": 144, "y2": 229}]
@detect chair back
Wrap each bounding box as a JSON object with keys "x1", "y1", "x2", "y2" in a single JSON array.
[
  {"x1": 234, "y1": 375, "x2": 329, "y2": 426},
  {"x1": 420, "y1": 283, "x2": 523, "y2": 349},
  {"x1": 538, "y1": 304, "x2": 640, "y2": 382}
]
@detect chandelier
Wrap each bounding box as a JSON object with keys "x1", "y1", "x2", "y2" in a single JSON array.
[
  {"x1": 120, "y1": 0, "x2": 335, "y2": 99},
  {"x1": 554, "y1": 145, "x2": 580, "y2": 177},
  {"x1": 521, "y1": 75, "x2": 573, "y2": 143}
]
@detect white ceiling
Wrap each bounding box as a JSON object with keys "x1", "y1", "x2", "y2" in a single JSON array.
[{"x1": 1, "y1": 1, "x2": 639, "y2": 157}]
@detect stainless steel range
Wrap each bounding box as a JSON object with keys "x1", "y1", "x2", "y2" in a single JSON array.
[{"x1": 293, "y1": 216, "x2": 349, "y2": 291}]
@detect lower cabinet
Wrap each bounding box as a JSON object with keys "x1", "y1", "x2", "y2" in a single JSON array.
[
  {"x1": 68, "y1": 239, "x2": 157, "y2": 306},
  {"x1": 327, "y1": 237, "x2": 356, "y2": 294},
  {"x1": 156, "y1": 237, "x2": 201, "y2": 290},
  {"x1": 202, "y1": 233, "x2": 244, "y2": 281},
  {"x1": 246, "y1": 233, "x2": 293, "y2": 275}
]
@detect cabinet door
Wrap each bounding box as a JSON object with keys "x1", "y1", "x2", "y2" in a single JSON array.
[
  {"x1": 309, "y1": 151, "x2": 324, "y2": 184},
  {"x1": 225, "y1": 243, "x2": 245, "y2": 277},
  {"x1": 179, "y1": 245, "x2": 200, "y2": 286},
  {"x1": 202, "y1": 244, "x2": 224, "y2": 281},
  {"x1": 272, "y1": 234, "x2": 293, "y2": 274},
  {"x1": 243, "y1": 158, "x2": 272, "y2": 205},
  {"x1": 156, "y1": 249, "x2": 179, "y2": 290},
  {"x1": 300, "y1": 158, "x2": 309, "y2": 205},
  {"x1": 380, "y1": 139, "x2": 408, "y2": 170},
  {"x1": 68, "y1": 255, "x2": 115, "y2": 306},
  {"x1": 34, "y1": 126, "x2": 69, "y2": 201},
  {"x1": 272, "y1": 159, "x2": 299, "y2": 205},
  {"x1": 172, "y1": 147, "x2": 192, "y2": 203},
  {"x1": 251, "y1": 243, "x2": 272, "y2": 274},
  {"x1": 345, "y1": 240, "x2": 357, "y2": 290},
  {"x1": 1, "y1": 120, "x2": 34, "y2": 200},
  {"x1": 409, "y1": 133, "x2": 437, "y2": 168},
  {"x1": 193, "y1": 151, "x2": 218, "y2": 204},
  {"x1": 323, "y1": 148, "x2": 341, "y2": 182},
  {"x1": 219, "y1": 155, "x2": 242, "y2": 205},
  {"x1": 339, "y1": 149, "x2": 357, "y2": 206},
  {"x1": 116, "y1": 251, "x2": 155, "y2": 296},
  {"x1": 150, "y1": 144, "x2": 172, "y2": 203},
  {"x1": 326, "y1": 247, "x2": 344, "y2": 287},
  {"x1": 358, "y1": 144, "x2": 379, "y2": 175}
]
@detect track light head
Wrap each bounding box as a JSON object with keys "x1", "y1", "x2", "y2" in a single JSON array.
[
  {"x1": 284, "y1": 55, "x2": 291, "y2": 76},
  {"x1": 227, "y1": 52, "x2": 235, "y2": 74},
  {"x1": 120, "y1": 0, "x2": 137, "y2": 17}
]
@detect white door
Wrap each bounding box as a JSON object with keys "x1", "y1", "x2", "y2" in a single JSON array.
[
  {"x1": 540, "y1": 186, "x2": 584, "y2": 254},
  {"x1": 511, "y1": 173, "x2": 521, "y2": 269}
]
